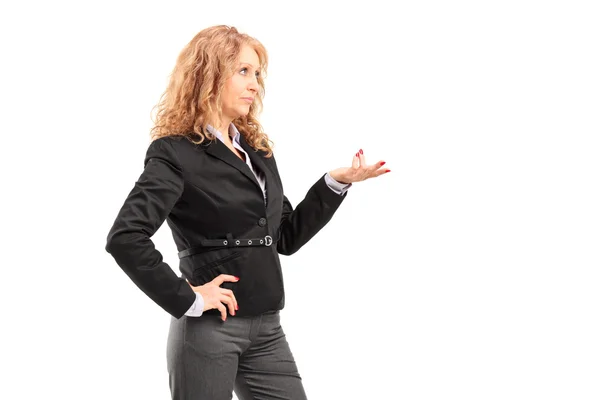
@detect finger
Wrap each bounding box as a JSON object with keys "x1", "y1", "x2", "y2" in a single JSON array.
[
  {"x1": 221, "y1": 292, "x2": 236, "y2": 316},
  {"x1": 217, "y1": 303, "x2": 227, "y2": 321},
  {"x1": 370, "y1": 160, "x2": 387, "y2": 174},
  {"x1": 352, "y1": 152, "x2": 359, "y2": 169},
  {"x1": 213, "y1": 274, "x2": 240, "y2": 286},
  {"x1": 221, "y1": 288, "x2": 239, "y2": 312},
  {"x1": 374, "y1": 167, "x2": 391, "y2": 177},
  {"x1": 358, "y1": 149, "x2": 366, "y2": 169}
]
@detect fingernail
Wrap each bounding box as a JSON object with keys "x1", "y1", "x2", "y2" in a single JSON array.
[
  {"x1": 355, "y1": 152, "x2": 359, "y2": 157},
  {"x1": 235, "y1": 305, "x2": 239, "y2": 310},
  {"x1": 385, "y1": 169, "x2": 391, "y2": 172},
  {"x1": 380, "y1": 161, "x2": 386, "y2": 166},
  {"x1": 234, "y1": 276, "x2": 240, "y2": 280},
  {"x1": 359, "y1": 149, "x2": 363, "y2": 154}
]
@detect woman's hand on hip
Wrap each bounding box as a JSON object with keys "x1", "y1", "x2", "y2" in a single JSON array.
[
  {"x1": 328, "y1": 148, "x2": 390, "y2": 184},
  {"x1": 187, "y1": 274, "x2": 240, "y2": 321}
]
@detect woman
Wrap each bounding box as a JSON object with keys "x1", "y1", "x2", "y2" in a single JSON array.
[{"x1": 105, "y1": 25, "x2": 389, "y2": 399}]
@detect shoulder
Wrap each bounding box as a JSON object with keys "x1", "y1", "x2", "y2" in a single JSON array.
[
  {"x1": 148, "y1": 134, "x2": 197, "y2": 152},
  {"x1": 146, "y1": 134, "x2": 217, "y2": 167},
  {"x1": 145, "y1": 136, "x2": 185, "y2": 167}
]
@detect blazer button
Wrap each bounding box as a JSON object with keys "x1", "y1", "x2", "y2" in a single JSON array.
[{"x1": 258, "y1": 217, "x2": 267, "y2": 227}]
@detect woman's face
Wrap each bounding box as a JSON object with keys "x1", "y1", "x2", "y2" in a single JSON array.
[{"x1": 221, "y1": 45, "x2": 260, "y2": 124}]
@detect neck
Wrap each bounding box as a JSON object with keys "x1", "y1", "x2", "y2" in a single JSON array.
[{"x1": 215, "y1": 118, "x2": 233, "y2": 138}]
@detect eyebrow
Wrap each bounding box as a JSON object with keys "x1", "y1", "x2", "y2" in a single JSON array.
[{"x1": 240, "y1": 62, "x2": 260, "y2": 70}]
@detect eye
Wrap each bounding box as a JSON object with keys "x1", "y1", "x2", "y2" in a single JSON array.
[{"x1": 239, "y1": 67, "x2": 260, "y2": 78}]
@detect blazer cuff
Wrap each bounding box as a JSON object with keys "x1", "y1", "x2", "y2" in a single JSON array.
[
  {"x1": 314, "y1": 173, "x2": 349, "y2": 206},
  {"x1": 324, "y1": 172, "x2": 352, "y2": 195}
]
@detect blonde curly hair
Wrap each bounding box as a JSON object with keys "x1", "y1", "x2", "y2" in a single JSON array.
[{"x1": 150, "y1": 25, "x2": 273, "y2": 156}]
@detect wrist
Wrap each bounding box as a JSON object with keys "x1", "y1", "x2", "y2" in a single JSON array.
[{"x1": 328, "y1": 171, "x2": 349, "y2": 185}]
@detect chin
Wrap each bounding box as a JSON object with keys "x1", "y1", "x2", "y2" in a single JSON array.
[{"x1": 237, "y1": 108, "x2": 251, "y2": 117}]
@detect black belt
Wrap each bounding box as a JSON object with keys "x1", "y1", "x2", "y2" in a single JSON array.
[{"x1": 178, "y1": 234, "x2": 273, "y2": 259}]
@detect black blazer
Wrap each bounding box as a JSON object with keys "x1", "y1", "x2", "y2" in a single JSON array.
[{"x1": 105, "y1": 133, "x2": 347, "y2": 319}]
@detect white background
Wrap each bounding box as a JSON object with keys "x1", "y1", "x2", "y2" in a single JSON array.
[{"x1": 1, "y1": 1, "x2": 599, "y2": 399}]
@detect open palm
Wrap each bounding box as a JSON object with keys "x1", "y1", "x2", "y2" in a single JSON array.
[{"x1": 329, "y1": 149, "x2": 390, "y2": 184}]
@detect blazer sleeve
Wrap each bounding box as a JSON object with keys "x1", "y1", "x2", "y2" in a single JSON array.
[
  {"x1": 277, "y1": 173, "x2": 347, "y2": 256},
  {"x1": 105, "y1": 138, "x2": 196, "y2": 319}
]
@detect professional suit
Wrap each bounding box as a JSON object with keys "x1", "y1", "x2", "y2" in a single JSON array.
[
  {"x1": 106, "y1": 127, "x2": 349, "y2": 398},
  {"x1": 105, "y1": 129, "x2": 348, "y2": 320}
]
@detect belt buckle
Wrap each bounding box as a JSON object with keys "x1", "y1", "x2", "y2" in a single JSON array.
[{"x1": 264, "y1": 235, "x2": 273, "y2": 246}]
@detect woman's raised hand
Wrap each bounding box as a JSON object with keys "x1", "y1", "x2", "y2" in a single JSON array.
[{"x1": 328, "y1": 149, "x2": 390, "y2": 184}]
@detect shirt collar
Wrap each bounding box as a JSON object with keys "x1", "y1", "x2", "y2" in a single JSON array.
[{"x1": 206, "y1": 123, "x2": 241, "y2": 145}]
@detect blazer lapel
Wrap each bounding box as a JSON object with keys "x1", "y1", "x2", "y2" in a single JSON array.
[
  {"x1": 205, "y1": 138, "x2": 260, "y2": 189},
  {"x1": 239, "y1": 134, "x2": 275, "y2": 208}
]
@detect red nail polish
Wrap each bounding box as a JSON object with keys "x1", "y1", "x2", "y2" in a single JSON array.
[
  {"x1": 359, "y1": 149, "x2": 363, "y2": 154},
  {"x1": 356, "y1": 152, "x2": 359, "y2": 157},
  {"x1": 385, "y1": 169, "x2": 391, "y2": 172},
  {"x1": 234, "y1": 276, "x2": 240, "y2": 280},
  {"x1": 380, "y1": 161, "x2": 386, "y2": 166},
  {"x1": 235, "y1": 305, "x2": 239, "y2": 310}
]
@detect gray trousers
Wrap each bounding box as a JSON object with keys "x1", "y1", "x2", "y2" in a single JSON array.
[{"x1": 166, "y1": 310, "x2": 308, "y2": 400}]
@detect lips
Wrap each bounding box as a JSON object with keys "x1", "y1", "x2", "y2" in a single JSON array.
[{"x1": 241, "y1": 97, "x2": 254, "y2": 103}]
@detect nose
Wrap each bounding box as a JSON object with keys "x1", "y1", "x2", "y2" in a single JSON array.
[{"x1": 248, "y1": 76, "x2": 259, "y2": 93}]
